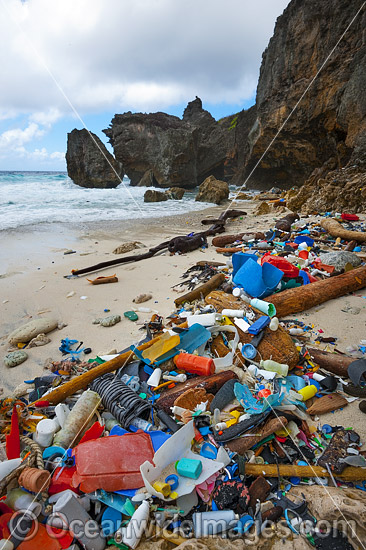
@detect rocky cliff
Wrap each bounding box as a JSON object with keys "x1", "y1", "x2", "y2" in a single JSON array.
[
  {"x1": 65, "y1": 129, "x2": 123, "y2": 188},
  {"x1": 242, "y1": 0, "x2": 366, "y2": 189},
  {"x1": 66, "y1": 0, "x2": 366, "y2": 193}
]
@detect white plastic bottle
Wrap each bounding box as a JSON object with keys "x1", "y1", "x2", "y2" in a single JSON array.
[
  {"x1": 193, "y1": 510, "x2": 238, "y2": 536},
  {"x1": 121, "y1": 500, "x2": 150, "y2": 549}
]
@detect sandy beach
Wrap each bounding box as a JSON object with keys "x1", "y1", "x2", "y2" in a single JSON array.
[{"x1": 1, "y1": 200, "x2": 366, "y2": 446}]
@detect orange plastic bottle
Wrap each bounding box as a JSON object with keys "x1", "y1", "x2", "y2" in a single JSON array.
[{"x1": 174, "y1": 353, "x2": 215, "y2": 376}]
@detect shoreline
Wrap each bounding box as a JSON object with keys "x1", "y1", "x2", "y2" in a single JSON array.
[{"x1": 0, "y1": 200, "x2": 253, "y2": 393}]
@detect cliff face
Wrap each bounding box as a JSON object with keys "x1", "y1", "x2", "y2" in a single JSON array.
[
  {"x1": 243, "y1": 0, "x2": 366, "y2": 189},
  {"x1": 65, "y1": 129, "x2": 123, "y2": 188},
  {"x1": 66, "y1": 0, "x2": 366, "y2": 192},
  {"x1": 102, "y1": 98, "x2": 236, "y2": 189}
]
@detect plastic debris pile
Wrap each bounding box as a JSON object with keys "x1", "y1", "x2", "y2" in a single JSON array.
[{"x1": 1, "y1": 212, "x2": 366, "y2": 550}]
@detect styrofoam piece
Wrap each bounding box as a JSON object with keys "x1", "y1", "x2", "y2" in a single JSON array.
[
  {"x1": 140, "y1": 421, "x2": 224, "y2": 501},
  {"x1": 187, "y1": 313, "x2": 216, "y2": 327}
]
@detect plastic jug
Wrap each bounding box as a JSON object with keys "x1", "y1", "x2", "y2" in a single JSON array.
[{"x1": 72, "y1": 432, "x2": 154, "y2": 492}]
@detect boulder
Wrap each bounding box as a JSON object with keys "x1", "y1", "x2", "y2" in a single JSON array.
[
  {"x1": 144, "y1": 189, "x2": 168, "y2": 203},
  {"x1": 287, "y1": 142, "x2": 366, "y2": 213},
  {"x1": 8, "y1": 318, "x2": 58, "y2": 345},
  {"x1": 319, "y1": 251, "x2": 363, "y2": 271},
  {"x1": 66, "y1": 129, "x2": 123, "y2": 188},
  {"x1": 254, "y1": 202, "x2": 271, "y2": 215},
  {"x1": 66, "y1": 0, "x2": 366, "y2": 197},
  {"x1": 167, "y1": 187, "x2": 186, "y2": 200},
  {"x1": 195, "y1": 176, "x2": 229, "y2": 205},
  {"x1": 238, "y1": 0, "x2": 366, "y2": 189}
]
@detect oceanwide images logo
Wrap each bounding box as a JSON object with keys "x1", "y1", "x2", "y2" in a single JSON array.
[{"x1": 7, "y1": 510, "x2": 356, "y2": 545}]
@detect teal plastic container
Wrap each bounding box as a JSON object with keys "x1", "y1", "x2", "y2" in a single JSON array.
[{"x1": 175, "y1": 458, "x2": 202, "y2": 479}]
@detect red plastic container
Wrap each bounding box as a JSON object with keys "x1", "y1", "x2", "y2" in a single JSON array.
[
  {"x1": 260, "y1": 254, "x2": 300, "y2": 278},
  {"x1": 174, "y1": 353, "x2": 215, "y2": 376},
  {"x1": 72, "y1": 432, "x2": 154, "y2": 492}
]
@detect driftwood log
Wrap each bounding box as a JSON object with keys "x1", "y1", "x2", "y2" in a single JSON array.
[
  {"x1": 155, "y1": 370, "x2": 238, "y2": 414},
  {"x1": 227, "y1": 416, "x2": 288, "y2": 454},
  {"x1": 264, "y1": 265, "x2": 366, "y2": 317},
  {"x1": 244, "y1": 464, "x2": 366, "y2": 482},
  {"x1": 68, "y1": 209, "x2": 245, "y2": 277},
  {"x1": 307, "y1": 347, "x2": 354, "y2": 378},
  {"x1": 212, "y1": 232, "x2": 265, "y2": 247},
  {"x1": 320, "y1": 218, "x2": 366, "y2": 243},
  {"x1": 174, "y1": 273, "x2": 226, "y2": 306}
]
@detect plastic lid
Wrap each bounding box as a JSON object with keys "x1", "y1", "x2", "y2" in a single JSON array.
[{"x1": 241, "y1": 344, "x2": 257, "y2": 359}]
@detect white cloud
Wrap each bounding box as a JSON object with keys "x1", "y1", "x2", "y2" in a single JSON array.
[
  {"x1": 25, "y1": 147, "x2": 64, "y2": 162},
  {"x1": 49, "y1": 151, "x2": 65, "y2": 162},
  {"x1": 0, "y1": 122, "x2": 45, "y2": 150},
  {"x1": 0, "y1": 0, "x2": 289, "y2": 116},
  {"x1": 30, "y1": 108, "x2": 62, "y2": 127}
]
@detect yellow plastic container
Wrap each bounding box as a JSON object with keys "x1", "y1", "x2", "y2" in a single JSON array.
[{"x1": 297, "y1": 385, "x2": 318, "y2": 401}]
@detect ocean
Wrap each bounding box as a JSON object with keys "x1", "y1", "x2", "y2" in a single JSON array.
[{"x1": 0, "y1": 171, "x2": 216, "y2": 232}]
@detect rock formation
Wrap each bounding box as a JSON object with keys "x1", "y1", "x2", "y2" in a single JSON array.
[
  {"x1": 143, "y1": 189, "x2": 168, "y2": 203},
  {"x1": 240, "y1": 0, "x2": 366, "y2": 189},
  {"x1": 195, "y1": 175, "x2": 229, "y2": 205},
  {"x1": 287, "y1": 134, "x2": 366, "y2": 213},
  {"x1": 102, "y1": 98, "x2": 235, "y2": 189},
  {"x1": 65, "y1": 129, "x2": 123, "y2": 188},
  {"x1": 66, "y1": 0, "x2": 366, "y2": 199}
]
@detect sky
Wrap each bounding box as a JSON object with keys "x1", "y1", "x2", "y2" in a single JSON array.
[{"x1": 0, "y1": 0, "x2": 290, "y2": 171}]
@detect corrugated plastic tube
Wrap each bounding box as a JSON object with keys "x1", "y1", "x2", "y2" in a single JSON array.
[{"x1": 91, "y1": 373, "x2": 150, "y2": 429}]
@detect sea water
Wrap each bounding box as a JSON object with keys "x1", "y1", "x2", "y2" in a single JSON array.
[{"x1": 0, "y1": 171, "x2": 214, "y2": 231}]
